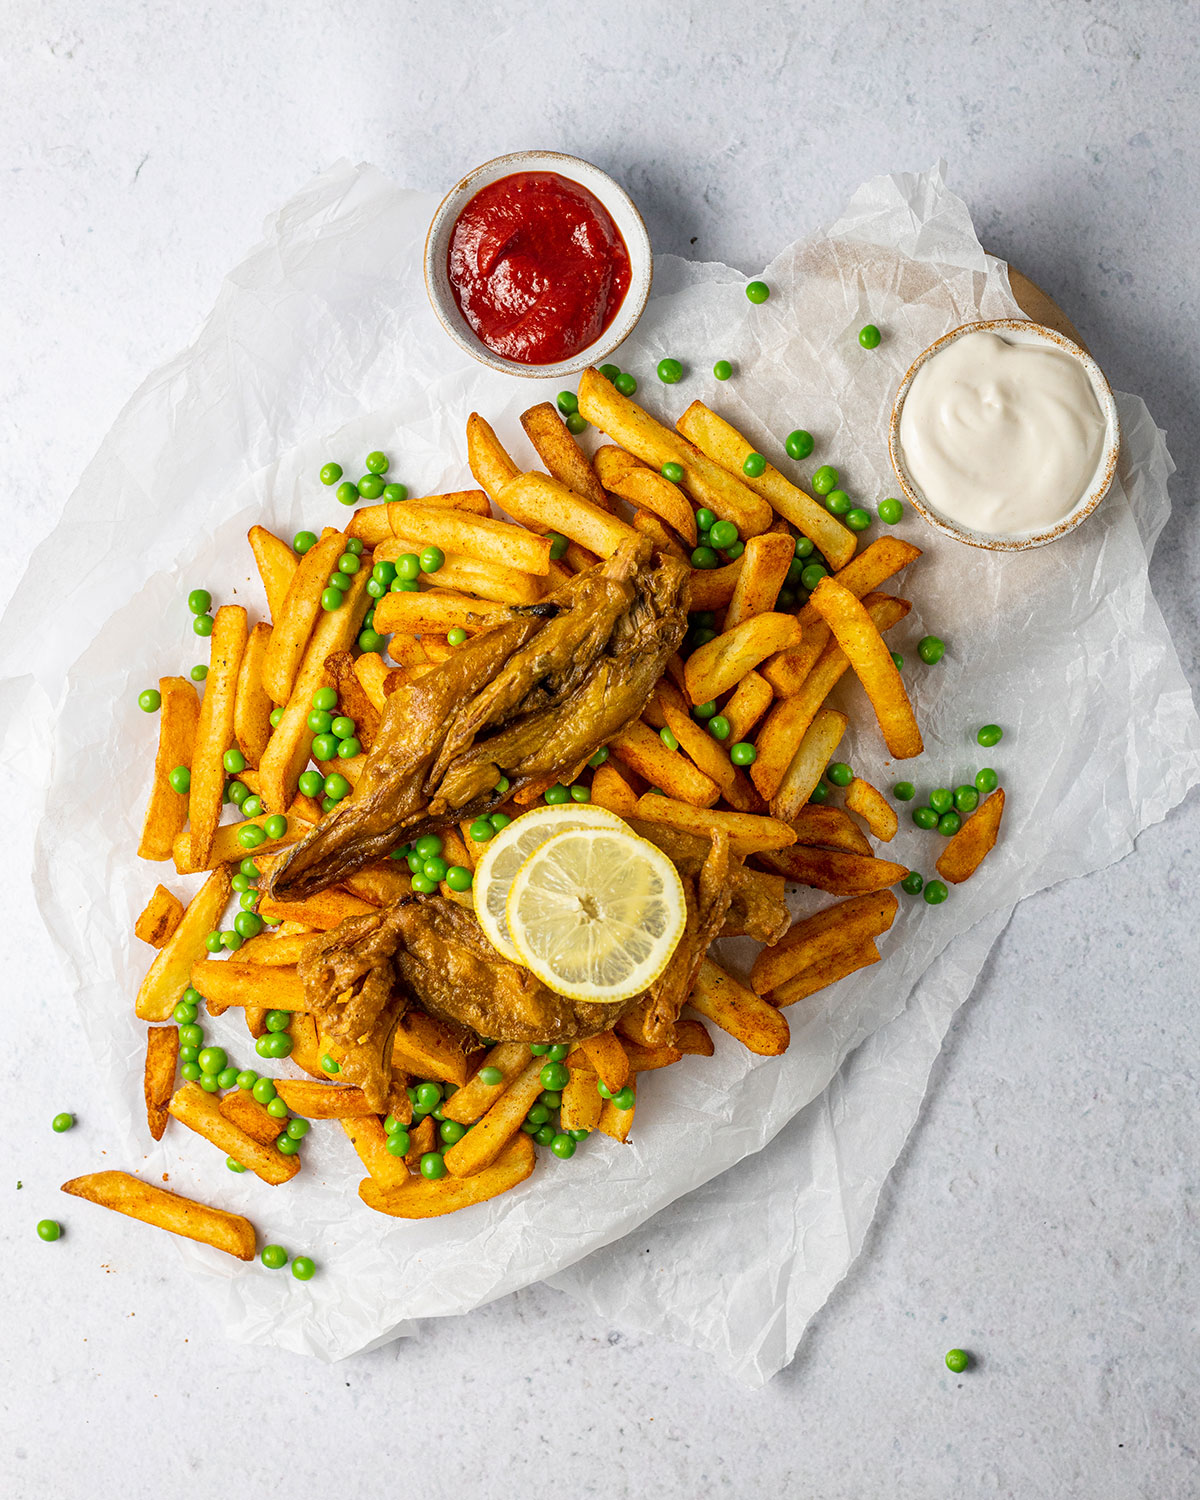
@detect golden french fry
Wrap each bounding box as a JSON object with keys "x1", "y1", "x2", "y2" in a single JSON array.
[
  {"x1": 269, "y1": 1079, "x2": 373, "y2": 1117},
  {"x1": 187, "y1": 605, "x2": 249, "y2": 867},
  {"x1": 808, "y1": 577, "x2": 923, "y2": 759},
  {"x1": 560, "y1": 1064, "x2": 604, "y2": 1132},
  {"x1": 259, "y1": 568, "x2": 371, "y2": 813},
  {"x1": 497, "y1": 471, "x2": 638, "y2": 559},
  {"x1": 169, "y1": 1082, "x2": 299, "y2": 1184},
  {"x1": 688, "y1": 957, "x2": 790, "y2": 1056},
  {"x1": 219, "y1": 1089, "x2": 285, "y2": 1147},
  {"x1": 615, "y1": 1040, "x2": 683, "y2": 1072},
  {"x1": 521, "y1": 402, "x2": 611, "y2": 512},
  {"x1": 319, "y1": 649, "x2": 380, "y2": 752},
  {"x1": 372, "y1": 588, "x2": 509, "y2": 637},
  {"x1": 601, "y1": 466, "x2": 698, "y2": 545},
  {"x1": 400, "y1": 1115, "x2": 436, "y2": 1169},
  {"x1": 230, "y1": 621, "x2": 273, "y2": 768},
  {"x1": 759, "y1": 846, "x2": 909, "y2": 895},
  {"x1": 597, "y1": 1078, "x2": 637, "y2": 1142},
  {"x1": 138, "y1": 676, "x2": 200, "y2": 861},
  {"x1": 257, "y1": 886, "x2": 378, "y2": 930},
  {"x1": 688, "y1": 556, "x2": 744, "y2": 610},
  {"x1": 937, "y1": 788, "x2": 1005, "y2": 884},
  {"x1": 675, "y1": 1017, "x2": 714, "y2": 1056},
  {"x1": 684, "y1": 613, "x2": 804, "y2": 705},
  {"x1": 790, "y1": 804, "x2": 874, "y2": 856},
  {"x1": 248, "y1": 525, "x2": 299, "y2": 624},
  {"x1": 750, "y1": 892, "x2": 899, "y2": 994},
  {"x1": 769, "y1": 938, "x2": 881, "y2": 1007},
  {"x1": 658, "y1": 690, "x2": 764, "y2": 813},
  {"x1": 845, "y1": 776, "x2": 899, "y2": 841},
  {"x1": 578, "y1": 368, "x2": 772, "y2": 535},
  {"x1": 261, "y1": 531, "x2": 346, "y2": 705},
  {"x1": 442, "y1": 1056, "x2": 546, "y2": 1177},
  {"x1": 341, "y1": 1115, "x2": 410, "y2": 1189},
  {"x1": 286, "y1": 1010, "x2": 323, "y2": 1075},
  {"x1": 466, "y1": 412, "x2": 519, "y2": 502},
  {"x1": 441, "y1": 1042, "x2": 532, "y2": 1124},
  {"x1": 372, "y1": 543, "x2": 544, "y2": 606},
  {"x1": 359, "y1": 1134, "x2": 535, "y2": 1218},
  {"x1": 348, "y1": 491, "x2": 492, "y2": 544},
  {"x1": 376, "y1": 502, "x2": 552, "y2": 576},
  {"x1": 610, "y1": 720, "x2": 720, "y2": 807},
  {"x1": 591, "y1": 444, "x2": 645, "y2": 484},
  {"x1": 188, "y1": 959, "x2": 307, "y2": 1011},
  {"x1": 590, "y1": 760, "x2": 640, "y2": 816},
  {"x1": 354, "y1": 650, "x2": 391, "y2": 712},
  {"x1": 143, "y1": 1026, "x2": 179, "y2": 1140},
  {"x1": 579, "y1": 1030, "x2": 630, "y2": 1093},
  {"x1": 342, "y1": 863, "x2": 413, "y2": 907},
  {"x1": 630, "y1": 507, "x2": 691, "y2": 561},
  {"x1": 391, "y1": 1011, "x2": 483, "y2": 1087},
  {"x1": 675, "y1": 401, "x2": 856, "y2": 568},
  {"x1": 134, "y1": 884, "x2": 185, "y2": 948},
  {"x1": 631, "y1": 794, "x2": 795, "y2": 854},
  {"x1": 766, "y1": 708, "x2": 848, "y2": 822},
  {"x1": 136, "y1": 867, "x2": 232, "y2": 1021},
  {"x1": 230, "y1": 931, "x2": 318, "y2": 967},
  {"x1": 724, "y1": 532, "x2": 796, "y2": 629},
  {"x1": 61, "y1": 1171, "x2": 256, "y2": 1260},
  {"x1": 722, "y1": 670, "x2": 774, "y2": 744}
]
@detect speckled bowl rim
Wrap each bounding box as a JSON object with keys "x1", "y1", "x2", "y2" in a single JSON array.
[
  {"x1": 888, "y1": 318, "x2": 1121, "y2": 552},
  {"x1": 423, "y1": 150, "x2": 653, "y2": 380}
]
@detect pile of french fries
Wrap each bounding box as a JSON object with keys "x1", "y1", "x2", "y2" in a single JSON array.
[{"x1": 65, "y1": 365, "x2": 1003, "y2": 1261}]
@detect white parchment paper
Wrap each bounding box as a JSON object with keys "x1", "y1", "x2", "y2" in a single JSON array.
[{"x1": 1, "y1": 161, "x2": 1196, "y2": 1381}]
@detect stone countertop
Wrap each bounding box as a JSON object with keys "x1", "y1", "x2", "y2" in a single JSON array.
[{"x1": 3, "y1": 3, "x2": 1197, "y2": 1495}]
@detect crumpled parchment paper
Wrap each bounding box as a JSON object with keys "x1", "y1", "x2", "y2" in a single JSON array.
[{"x1": 1, "y1": 161, "x2": 1195, "y2": 1383}]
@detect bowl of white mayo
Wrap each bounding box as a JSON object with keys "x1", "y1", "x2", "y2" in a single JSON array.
[{"x1": 889, "y1": 320, "x2": 1120, "y2": 551}]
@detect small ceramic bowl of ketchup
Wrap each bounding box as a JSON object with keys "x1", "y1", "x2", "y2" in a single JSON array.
[{"x1": 424, "y1": 151, "x2": 652, "y2": 379}]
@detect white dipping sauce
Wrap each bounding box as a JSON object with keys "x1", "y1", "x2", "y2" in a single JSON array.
[{"x1": 898, "y1": 330, "x2": 1106, "y2": 536}]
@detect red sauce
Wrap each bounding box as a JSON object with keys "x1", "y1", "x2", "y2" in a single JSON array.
[{"x1": 447, "y1": 171, "x2": 632, "y2": 365}]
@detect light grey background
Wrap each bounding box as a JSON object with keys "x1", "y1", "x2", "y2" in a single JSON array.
[{"x1": 2, "y1": 3, "x2": 1197, "y2": 1496}]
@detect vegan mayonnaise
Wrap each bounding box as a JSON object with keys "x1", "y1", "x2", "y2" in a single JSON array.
[{"x1": 898, "y1": 330, "x2": 1106, "y2": 536}]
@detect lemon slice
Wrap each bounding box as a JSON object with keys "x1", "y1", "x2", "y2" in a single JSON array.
[
  {"x1": 472, "y1": 803, "x2": 627, "y2": 963},
  {"x1": 505, "y1": 826, "x2": 687, "y2": 1003}
]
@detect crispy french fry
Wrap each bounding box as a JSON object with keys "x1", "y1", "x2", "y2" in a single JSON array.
[
  {"x1": 186, "y1": 605, "x2": 249, "y2": 868},
  {"x1": 261, "y1": 530, "x2": 347, "y2": 705},
  {"x1": 521, "y1": 402, "x2": 610, "y2": 511},
  {"x1": 688, "y1": 556, "x2": 744, "y2": 610},
  {"x1": 750, "y1": 892, "x2": 899, "y2": 994},
  {"x1": 372, "y1": 588, "x2": 509, "y2": 637},
  {"x1": 188, "y1": 959, "x2": 308, "y2": 1011},
  {"x1": 769, "y1": 938, "x2": 882, "y2": 1007},
  {"x1": 322, "y1": 650, "x2": 381, "y2": 752},
  {"x1": 256, "y1": 887, "x2": 378, "y2": 929},
  {"x1": 579, "y1": 1031, "x2": 630, "y2": 1094},
  {"x1": 391, "y1": 1011, "x2": 483, "y2": 1087},
  {"x1": 597, "y1": 1078, "x2": 637, "y2": 1142},
  {"x1": 61, "y1": 1171, "x2": 256, "y2": 1260},
  {"x1": 403, "y1": 1115, "x2": 437, "y2": 1169},
  {"x1": 348, "y1": 491, "x2": 492, "y2": 544},
  {"x1": 688, "y1": 957, "x2": 790, "y2": 1056},
  {"x1": 766, "y1": 708, "x2": 848, "y2": 822},
  {"x1": 372, "y1": 544, "x2": 544, "y2": 606},
  {"x1": 591, "y1": 444, "x2": 644, "y2": 484},
  {"x1": 219, "y1": 1089, "x2": 286, "y2": 1147},
  {"x1": 722, "y1": 669, "x2": 774, "y2": 745},
  {"x1": 578, "y1": 368, "x2": 772, "y2": 535},
  {"x1": 937, "y1": 788, "x2": 1005, "y2": 884},
  {"x1": 341, "y1": 1115, "x2": 410, "y2": 1189},
  {"x1": 675, "y1": 1017, "x2": 714, "y2": 1055},
  {"x1": 466, "y1": 412, "x2": 519, "y2": 502},
  {"x1": 845, "y1": 777, "x2": 898, "y2": 841},
  {"x1": 724, "y1": 532, "x2": 796, "y2": 629},
  {"x1": 498, "y1": 471, "x2": 638, "y2": 559},
  {"x1": 610, "y1": 720, "x2": 720, "y2": 808},
  {"x1": 138, "y1": 676, "x2": 200, "y2": 861},
  {"x1": 143, "y1": 1026, "x2": 179, "y2": 1140},
  {"x1": 168, "y1": 1082, "x2": 299, "y2": 1184},
  {"x1": 808, "y1": 577, "x2": 923, "y2": 759},
  {"x1": 354, "y1": 650, "x2": 391, "y2": 713},
  {"x1": 342, "y1": 863, "x2": 413, "y2": 907},
  {"x1": 684, "y1": 613, "x2": 803, "y2": 705},
  {"x1": 631, "y1": 794, "x2": 796, "y2": 854},
  {"x1": 172, "y1": 801, "x2": 307, "y2": 874},
  {"x1": 233, "y1": 621, "x2": 274, "y2": 767},
  {"x1": 601, "y1": 466, "x2": 698, "y2": 545},
  {"x1": 134, "y1": 884, "x2": 185, "y2": 948},
  {"x1": 560, "y1": 1065, "x2": 603, "y2": 1132},
  {"x1": 442, "y1": 1056, "x2": 546, "y2": 1177},
  {"x1": 359, "y1": 1134, "x2": 534, "y2": 1218},
  {"x1": 676, "y1": 401, "x2": 856, "y2": 568},
  {"x1": 630, "y1": 507, "x2": 691, "y2": 562},
  {"x1": 286, "y1": 1010, "x2": 323, "y2": 1075},
  {"x1": 658, "y1": 689, "x2": 764, "y2": 812},
  {"x1": 248, "y1": 525, "x2": 299, "y2": 623},
  {"x1": 790, "y1": 804, "x2": 874, "y2": 857},
  {"x1": 590, "y1": 760, "x2": 640, "y2": 817},
  {"x1": 616, "y1": 1040, "x2": 683, "y2": 1072},
  {"x1": 759, "y1": 846, "x2": 909, "y2": 895},
  {"x1": 272, "y1": 1079, "x2": 374, "y2": 1117},
  {"x1": 135, "y1": 867, "x2": 232, "y2": 1021},
  {"x1": 441, "y1": 1042, "x2": 532, "y2": 1124},
  {"x1": 376, "y1": 503, "x2": 552, "y2": 576}
]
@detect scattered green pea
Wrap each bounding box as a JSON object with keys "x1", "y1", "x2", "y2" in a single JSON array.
[
  {"x1": 745, "y1": 281, "x2": 769, "y2": 303},
  {"x1": 566, "y1": 412, "x2": 588, "y2": 435},
  {"x1": 570, "y1": 784, "x2": 591, "y2": 802},
  {"x1": 825, "y1": 489, "x2": 851, "y2": 515},
  {"x1": 811, "y1": 465, "x2": 839, "y2": 495},
  {"x1": 168, "y1": 765, "x2": 191, "y2": 794},
  {"x1": 252, "y1": 1078, "x2": 277, "y2": 1105},
  {"x1": 892, "y1": 782, "x2": 915, "y2": 802},
  {"x1": 204, "y1": 931, "x2": 223, "y2": 953},
  {"x1": 261, "y1": 1244, "x2": 288, "y2": 1269},
  {"x1": 657, "y1": 358, "x2": 683, "y2": 384},
  {"x1": 292, "y1": 1256, "x2": 316, "y2": 1281},
  {"x1": 975, "y1": 768, "x2": 998, "y2": 794},
  {"x1": 794, "y1": 534, "x2": 814, "y2": 558},
  {"x1": 335, "y1": 481, "x2": 359, "y2": 507},
  {"x1": 827, "y1": 762, "x2": 853, "y2": 788},
  {"x1": 320, "y1": 588, "x2": 343, "y2": 611},
  {"x1": 363, "y1": 450, "x2": 389, "y2": 475},
  {"x1": 321, "y1": 1055, "x2": 340, "y2": 1074},
  {"x1": 614, "y1": 373, "x2": 637, "y2": 396},
  {"x1": 37, "y1": 1220, "x2": 61, "y2": 1241},
  {"x1": 227, "y1": 1158, "x2": 247, "y2": 1173},
  {"x1": 708, "y1": 715, "x2": 731, "y2": 741},
  {"x1": 587, "y1": 747, "x2": 609, "y2": 769},
  {"x1": 137, "y1": 688, "x2": 161, "y2": 713},
  {"x1": 236, "y1": 1070, "x2": 258, "y2": 1090},
  {"x1": 878, "y1": 497, "x2": 903, "y2": 524},
  {"x1": 420, "y1": 1153, "x2": 447, "y2": 1180},
  {"x1": 912, "y1": 806, "x2": 939, "y2": 830},
  {"x1": 924, "y1": 880, "x2": 949, "y2": 905},
  {"x1": 293, "y1": 530, "x2": 318, "y2": 554},
  {"x1": 320, "y1": 462, "x2": 343, "y2": 486},
  {"x1": 929, "y1": 788, "x2": 952, "y2": 814},
  {"x1": 938, "y1": 812, "x2": 962, "y2": 836},
  {"x1": 52, "y1": 1112, "x2": 74, "y2": 1133},
  {"x1": 900, "y1": 871, "x2": 924, "y2": 895},
  {"x1": 918, "y1": 635, "x2": 945, "y2": 665},
  {"x1": 845, "y1": 509, "x2": 872, "y2": 531},
  {"x1": 180, "y1": 1061, "x2": 202, "y2": 1082},
  {"x1": 713, "y1": 360, "x2": 732, "y2": 381},
  {"x1": 611, "y1": 1086, "x2": 636, "y2": 1110},
  {"x1": 742, "y1": 453, "x2": 766, "y2": 479},
  {"x1": 710, "y1": 519, "x2": 739, "y2": 549},
  {"x1": 198, "y1": 1046, "x2": 227, "y2": 1075},
  {"x1": 192, "y1": 614, "x2": 214, "y2": 638},
  {"x1": 489, "y1": 812, "x2": 512, "y2": 832},
  {"x1": 800, "y1": 562, "x2": 828, "y2": 591},
  {"x1": 550, "y1": 1133, "x2": 576, "y2": 1159},
  {"x1": 691, "y1": 546, "x2": 720, "y2": 570},
  {"x1": 809, "y1": 783, "x2": 830, "y2": 805},
  {"x1": 945, "y1": 1348, "x2": 969, "y2": 1373},
  {"x1": 953, "y1": 785, "x2": 979, "y2": 814},
  {"x1": 192, "y1": 664, "x2": 210, "y2": 682},
  {"x1": 891, "y1": 652, "x2": 904, "y2": 670},
  {"x1": 858, "y1": 324, "x2": 881, "y2": 349},
  {"x1": 662, "y1": 462, "x2": 684, "y2": 484},
  {"x1": 268, "y1": 705, "x2": 282, "y2": 724},
  {"x1": 357, "y1": 474, "x2": 384, "y2": 500},
  {"x1": 540, "y1": 1062, "x2": 569, "y2": 1092},
  {"x1": 730, "y1": 742, "x2": 756, "y2": 766},
  {"x1": 977, "y1": 724, "x2": 1003, "y2": 748},
  {"x1": 382, "y1": 482, "x2": 408, "y2": 503}
]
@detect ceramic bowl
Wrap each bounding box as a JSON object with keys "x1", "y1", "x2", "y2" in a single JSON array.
[{"x1": 424, "y1": 150, "x2": 652, "y2": 380}]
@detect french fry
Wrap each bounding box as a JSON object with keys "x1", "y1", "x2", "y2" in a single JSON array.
[
  {"x1": 769, "y1": 938, "x2": 881, "y2": 1007},
  {"x1": 441, "y1": 1042, "x2": 532, "y2": 1124},
  {"x1": 521, "y1": 402, "x2": 611, "y2": 512},
  {"x1": 341, "y1": 1115, "x2": 410, "y2": 1190},
  {"x1": 590, "y1": 760, "x2": 640, "y2": 817},
  {"x1": 286, "y1": 1010, "x2": 324, "y2": 1075},
  {"x1": 759, "y1": 846, "x2": 909, "y2": 895},
  {"x1": 466, "y1": 412, "x2": 519, "y2": 502},
  {"x1": 658, "y1": 690, "x2": 764, "y2": 812},
  {"x1": 724, "y1": 532, "x2": 796, "y2": 629},
  {"x1": 256, "y1": 887, "x2": 378, "y2": 930},
  {"x1": 347, "y1": 491, "x2": 492, "y2": 544},
  {"x1": 936, "y1": 788, "x2": 1005, "y2": 883},
  {"x1": 322, "y1": 650, "x2": 381, "y2": 752},
  {"x1": 630, "y1": 507, "x2": 691, "y2": 562},
  {"x1": 138, "y1": 676, "x2": 200, "y2": 861},
  {"x1": 597, "y1": 1078, "x2": 637, "y2": 1142},
  {"x1": 342, "y1": 862, "x2": 413, "y2": 907},
  {"x1": 272, "y1": 1079, "x2": 374, "y2": 1117},
  {"x1": 614, "y1": 1039, "x2": 682, "y2": 1071},
  {"x1": 359, "y1": 1134, "x2": 535, "y2": 1218},
  {"x1": 560, "y1": 1064, "x2": 603, "y2": 1133},
  {"x1": 403, "y1": 1115, "x2": 437, "y2": 1169},
  {"x1": 61, "y1": 1171, "x2": 256, "y2": 1261},
  {"x1": 372, "y1": 588, "x2": 509, "y2": 637},
  {"x1": 143, "y1": 1026, "x2": 179, "y2": 1140},
  {"x1": 188, "y1": 959, "x2": 308, "y2": 1011},
  {"x1": 354, "y1": 650, "x2": 391, "y2": 713},
  {"x1": 675, "y1": 1017, "x2": 714, "y2": 1055},
  {"x1": 578, "y1": 368, "x2": 772, "y2": 535},
  {"x1": 186, "y1": 605, "x2": 249, "y2": 868},
  {"x1": 599, "y1": 465, "x2": 698, "y2": 545},
  {"x1": 442, "y1": 1055, "x2": 546, "y2": 1177},
  {"x1": 722, "y1": 670, "x2": 774, "y2": 744},
  {"x1": 233, "y1": 621, "x2": 274, "y2": 767},
  {"x1": 610, "y1": 720, "x2": 720, "y2": 808},
  {"x1": 372, "y1": 545, "x2": 544, "y2": 606},
  {"x1": 684, "y1": 613, "x2": 804, "y2": 705},
  {"x1": 631, "y1": 794, "x2": 796, "y2": 855},
  {"x1": 808, "y1": 577, "x2": 923, "y2": 759},
  {"x1": 135, "y1": 866, "x2": 232, "y2": 1021},
  {"x1": 676, "y1": 401, "x2": 856, "y2": 568},
  {"x1": 248, "y1": 525, "x2": 299, "y2": 623},
  {"x1": 258, "y1": 568, "x2": 370, "y2": 813},
  {"x1": 845, "y1": 776, "x2": 899, "y2": 841},
  {"x1": 168, "y1": 1082, "x2": 299, "y2": 1184},
  {"x1": 261, "y1": 530, "x2": 347, "y2": 705},
  {"x1": 172, "y1": 801, "x2": 307, "y2": 874},
  {"x1": 219, "y1": 1089, "x2": 286, "y2": 1147},
  {"x1": 579, "y1": 1030, "x2": 630, "y2": 1094},
  {"x1": 688, "y1": 556, "x2": 744, "y2": 610},
  {"x1": 766, "y1": 708, "x2": 848, "y2": 822},
  {"x1": 688, "y1": 957, "x2": 790, "y2": 1056},
  {"x1": 391, "y1": 1011, "x2": 483, "y2": 1087},
  {"x1": 790, "y1": 804, "x2": 874, "y2": 856},
  {"x1": 376, "y1": 503, "x2": 552, "y2": 576},
  {"x1": 134, "y1": 884, "x2": 185, "y2": 948},
  {"x1": 750, "y1": 892, "x2": 899, "y2": 994},
  {"x1": 498, "y1": 471, "x2": 638, "y2": 559}
]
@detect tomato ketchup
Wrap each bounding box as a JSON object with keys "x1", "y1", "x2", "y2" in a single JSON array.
[{"x1": 447, "y1": 171, "x2": 632, "y2": 365}]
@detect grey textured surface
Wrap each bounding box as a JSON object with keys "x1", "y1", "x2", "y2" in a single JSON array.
[{"x1": 2, "y1": 3, "x2": 1197, "y2": 1496}]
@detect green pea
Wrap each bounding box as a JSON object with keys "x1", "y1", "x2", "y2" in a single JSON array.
[
  {"x1": 419, "y1": 546, "x2": 444, "y2": 574},
  {"x1": 292, "y1": 1256, "x2": 316, "y2": 1281},
  {"x1": 252, "y1": 1078, "x2": 277, "y2": 1104},
  {"x1": 178, "y1": 1023, "x2": 204, "y2": 1049},
  {"x1": 358, "y1": 628, "x2": 383, "y2": 653},
  {"x1": 975, "y1": 767, "x2": 999, "y2": 794},
  {"x1": 479, "y1": 1066, "x2": 504, "y2": 1087},
  {"x1": 544, "y1": 783, "x2": 570, "y2": 805},
  {"x1": 710, "y1": 520, "x2": 739, "y2": 550},
  {"x1": 298, "y1": 770, "x2": 324, "y2": 799},
  {"x1": 237, "y1": 824, "x2": 266, "y2": 851},
  {"x1": 412, "y1": 1082, "x2": 441, "y2": 1114},
  {"x1": 977, "y1": 724, "x2": 1003, "y2": 748},
  {"x1": 587, "y1": 746, "x2": 609, "y2": 768},
  {"x1": 597, "y1": 365, "x2": 619, "y2": 383},
  {"x1": 858, "y1": 324, "x2": 881, "y2": 349},
  {"x1": 918, "y1": 635, "x2": 945, "y2": 665},
  {"x1": 419, "y1": 1153, "x2": 446, "y2": 1180},
  {"x1": 469, "y1": 818, "x2": 495, "y2": 843},
  {"x1": 231, "y1": 910, "x2": 262, "y2": 943},
  {"x1": 532, "y1": 1124, "x2": 556, "y2": 1146},
  {"x1": 527, "y1": 1104, "x2": 551, "y2": 1127},
  {"x1": 423, "y1": 856, "x2": 448, "y2": 882},
  {"x1": 811, "y1": 465, "x2": 839, "y2": 496},
  {"x1": 192, "y1": 664, "x2": 210, "y2": 682},
  {"x1": 180, "y1": 1061, "x2": 202, "y2": 1082},
  {"x1": 409, "y1": 834, "x2": 440, "y2": 862},
  {"x1": 661, "y1": 462, "x2": 684, "y2": 483},
  {"x1": 540, "y1": 1062, "x2": 569, "y2": 1091},
  {"x1": 327, "y1": 570, "x2": 352, "y2": 594},
  {"x1": 800, "y1": 563, "x2": 828, "y2": 591},
  {"x1": 614, "y1": 373, "x2": 637, "y2": 396},
  {"x1": 695, "y1": 509, "x2": 716, "y2": 533},
  {"x1": 276, "y1": 1133, "x2": 300, "y2": 1154},
  {"x1": 173, "y1": 999, "x2": 199, "y2": 1024},
  {"x1": 198, "y1": 1046, "x2": 227, "y2": 1075},
  {"x1": 325, "y1": 716, "x2": 352, "y2": 741},
  {"x1": 611, "y1": 1086, "x2": 636, "y2": 1110},
  {"x1": 241, "y1": 795, "x2": 264, "y2": 818},
  {"x1": 186, "y1": 588, "x2": 212, "y2": 616},
  {"x1": 356, "y1": 474, "x2": 383, "y2": 500},
  {"x1": 434, "y1": 1119, "x2": 464, "y2": 1146},
  {"x1": 555, "y1": 390, "x2": 580, "y2": 417},
  {"x1": 900, "y1": 871, "x2": 924, "y2": 895},
  {"x1": 293, "y1": 530, "x2": 318, "y2": 554},
  {"x1": 320, "y1": 588, "x2": 342, "y2": 611},
  {"x1": 268, "y1": 705, "x2": 282, "y2": 724},
  {"x1": 565, "y1": 411, "x2": 588, "y2": 435},
  {"x1": 445, "y1": 865, "x2": 473, "y2": 892},
  {"x1": 51, "y1": 1111, "x2": 74, "y2": 1133},
  {"x1": 929, "y1": 787, "x2": 952, "y2": 814},
  {"x1": 362, "y1": 450, "x2": 388, "y2": 476},
  {"x1": 729, "y1": 742, "x2": 756, "y2": 766},
  {"x1": 284, "y1": 1118, "x2": 309, "y2": 1141},
  {"x1": 724, "y1": 540, "x2": 745, "y2": 560},
  {"x1": 568, "y1": 1128, "x2": 590, "y2": 1142},
  {"x1": 168, "y1": 765, "x2": 191, "y2": 794},
  {"x1": 938, "y1": 812, "x2": 962, "y2": 836},
  {"x1": 742, "y1": 453, "x2": 766, "y2": 479},
  {"x1": 954, "y1": 785, "x2": 979, "y2": 814},
  {"x1": 323, "y1": 773, "x2": 350, "y2": 800},
  {"x1": 269, "y1": 1033, "x2": 295, "y2": 1059},
  {"x1": 489, "y1": 812, "x2": 512, "y2": 832},
  {"x1": 321, "y1": 1055, "x2": 340, "y2": 1074},
  {"x1": 549, "y1": 1133, "x2": 576, "y2": 1160},
  {"x1": 236, "y1": 1070, "x2": 258, "y2": 1090},
  {"x1": 891, "y1": 652, "x2": 904, "y2": 670},
  {"x1": 410, "y1": 874, "x2": 436, "y2": 894},
  {"x1": 845, "y1": 509, "x2": 872, "y2": 531},
  {"x1": 924, "y1": 880, "x2": 949, "y2": 906},
  {"x1": 137, "y1": 688, "x2": 162, "y2": 715},
  {"x1": 596, "y1": 1080, "x2": 613, "y2": 1098},
  {"x1": 406, "y1": 851, "x2": 424, "y2": 874},
  {"x1": 193, "y1": 614, "x2": 214, "y2": 638},
  {"x1": 261, "y1": 1244, "x2": 288, "y2": 1269},
  {"x1": 892, "y1": 781, "x2": 915, "y2": 801},
  {"x1": 529, "y1": 1043, "x2": 550, "y2": 1056},
  {"x1": 225, "y1": 781, "x2": 248, "y2": 807},
  {"x1": 785, "y1": 429, "x2": 815, "y2": 461},
  {"x1": 309, "y1": 733, "x2": 335, "y2": 762},
  {"x1": 827, "y1": 762, "x2": 853, "y2": 788},
  {"x1": 708, "y1": 715, "x2": 731, "y2": 741},
  {"x1": 691, "y1": 546, "x2": 720, "y2": 569},
  {"x1": 215, "y1": 1067, "x2": 237, "y2": 1089},
  {"x1": 200, "y1": 1077, "x2": 223, "y2": 1096},
  {"x1": 335, "y1": 481, "x2": 359, "y2": 506},
  {"x1": 944, "y1": 1348, "x2": 969, "y2": 1373},
  {"x1": 745, "y1": 281, "x2": 769, "y2": 303},
  {"x1": 380, "y1": 482, "x2": 408, "y2": 505},
  {"x1": 912, "y1": 806, "x2": 939, "y2": 830},
  {"x1": 544, "y1": 1044, "x2": 568, "y2": 1062},
  {"x1": 657, "y1": 358, "x2": 683, "y2": 384},
  {"x1": 539, "y1": 1091, "x2": 562, "y2": 1109},
  {"x1": 825, "y1": 489, "x2": 851, "y2": 515},
  {"x1": 658, "y1": 726, "x2": 680, "y2": 753},
  {"x1": 878, "y1": 497, "x2": 903, "y2": 524},
  {"x1": 809, "y1": 783, "x2": 830, "y2": 805},
  {"x1": 320, "y1": 462, "x2": 343, "y2": 486},
  {"x1": 231, "y1": 871, "x2": 252, "y2": 895},
  {"x1": 567, "y1": 785, "x2": 590, "y2": 805},
  {"x1": 707, "y1": 359, "x2": 731, "y2": 382},
  {"x1": 794, "y1": 535, "x2": 814, "y2": 558},
  {"x1": 226, "y1": 1158, "x2": 247, "y2": 1173},
  {"x1": 37, "y1": 1219, "x2": 61, "y2": 1241},
  {"x1": 204, "y1": 931, "x2": 223, "y2": 953},
  {"x1": 441, "y1": 627, "x2": 467, "y2": 650}
]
